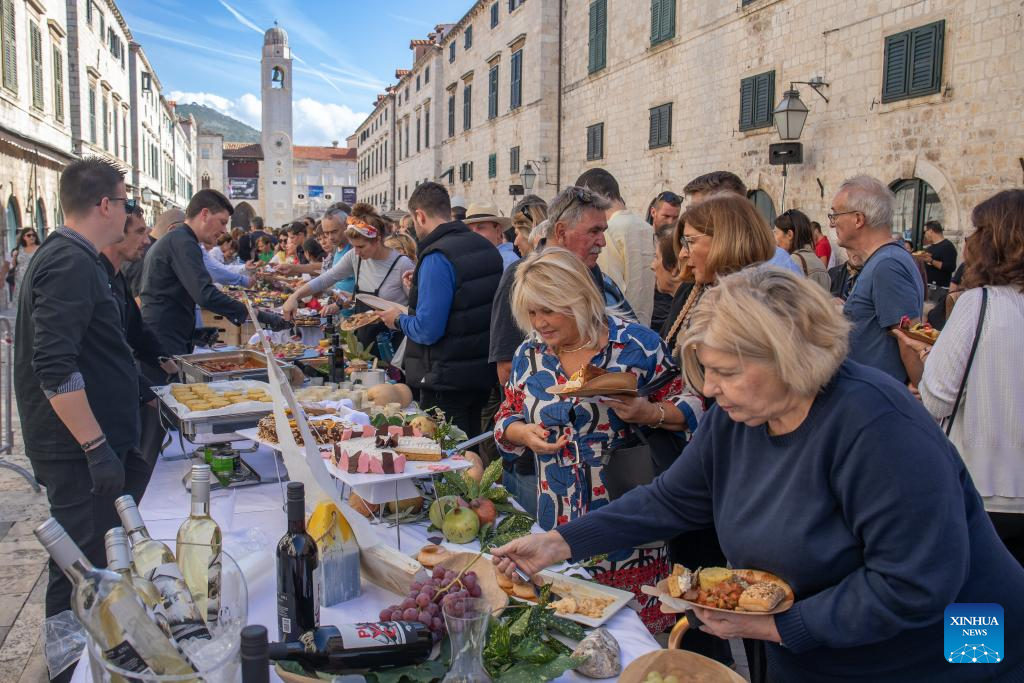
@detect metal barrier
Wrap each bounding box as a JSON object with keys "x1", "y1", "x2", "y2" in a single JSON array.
[{"x1": 0, "y1": 317, "x2": 39, "y2": 491}]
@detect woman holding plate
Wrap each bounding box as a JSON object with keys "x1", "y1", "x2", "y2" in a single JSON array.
[
  {"x1": 494, "y1": 267, "x2": 1024, "y2": 681},
  {"x1": 493, "y1": 248, "x2": 704, "y2": 633},
  {"x1": 283, "y1": 204, "x2": 413, "y2": 356}
]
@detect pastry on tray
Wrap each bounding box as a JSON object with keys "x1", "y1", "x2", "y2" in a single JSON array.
[
  {"x1": 899, "y1": 315, "x2": 940, "y2": 344},
  {"x1": 340, "y1": 311, "x2": 381, "y2": 331}
]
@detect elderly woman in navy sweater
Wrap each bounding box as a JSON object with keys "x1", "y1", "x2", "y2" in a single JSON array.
[{"x1": 494, "y1": 267, "x2": 1024, "y2": 682}]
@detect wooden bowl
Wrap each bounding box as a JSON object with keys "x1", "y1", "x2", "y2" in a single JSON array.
[
  {"x1": 433, "y1": 551, "x2": 509, "y2": 616},
  {"x1": 620, "y1": 650, "x2": 746, "y2": 683}
]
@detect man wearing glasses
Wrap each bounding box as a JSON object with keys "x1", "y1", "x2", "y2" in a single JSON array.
[
  {"x1": 830, "y1": 176, "x2": 923, "y2": 384},
  {"x1": 13, "y1": 158, "x2": 147, "y2": 681}
]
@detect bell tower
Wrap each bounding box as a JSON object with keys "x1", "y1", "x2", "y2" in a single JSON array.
[{"x1": 261, "y1": 23, "x2": 293, "y2": 226}]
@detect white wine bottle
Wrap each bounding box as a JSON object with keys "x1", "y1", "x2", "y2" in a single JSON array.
[
  {"x1": 34, "y1": 518, "x2": 195, "y2": 677},
  {"x1": 103, "y1": 527, "x2": 172, "y2": 638},
  {"x1": 176, "y1": 464, "x2": 222, "y2": 626},
  {"x1": 115, "y1": 495, "x2": 212, "y2": 646}
]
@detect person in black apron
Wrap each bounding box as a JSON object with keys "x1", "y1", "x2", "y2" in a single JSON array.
[{"x1": 350, "y1": 251, "x2": 405, "y2": 361}]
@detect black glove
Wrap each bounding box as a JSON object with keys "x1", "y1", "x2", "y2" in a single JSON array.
[
  {"x1": 192, "y1": 326, "x2": 221, "y2": 348},
  {"x1": 85, "y1": 442, "x2": 125, "y2": 496},
  {"x1": 257, "y1": 310, "x2": 292, "y2": 332}
]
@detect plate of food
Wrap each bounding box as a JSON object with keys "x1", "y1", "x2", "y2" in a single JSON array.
[
  {"x1": 550, "y1": 364, "x2": 638, "y2": 398},
  {"x1": 642, "y1": 565, "x2": 793, "y2": 616},
  {"x1": 356, "y1": 293, "x2": 408, "y2": 314},
  {"x1": 339, "y1": 310, "x2": 381, "y2": 331},
  {"x1": 499, "y1": 568, "x2": 634, "y2": 628},
  {"x1": 898, "y1": 315, "x2": 940, "y2": 345}
]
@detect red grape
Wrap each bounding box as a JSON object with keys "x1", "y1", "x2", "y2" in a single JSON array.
[
  {"x1": 400, "y1": 597, "x2": 416, "y2": 610},
  {"x1": 431, "y1": 617, "x2": 443, "y2": 631},
  {"x1": 418, "y1": 610, "x2": 431, "y2": 625},
  {"x1": 468, "y1": 585, "x2": 482, "y2": 598},
  {"x1": 402, "y1": 608, "x2": 419, "y2": 621},
  {"x1": 378, "y1": 609, "x2": 391, "y2": 622},
  {"x1": 415, "y1": 593, "x2": 430, "y2": 608},
  {"x1": 390, "y1": 609, "x2": 403, "y2": 621},
  {"x1": 432, "y1": 567, "x2": 446, "y2": 580}
]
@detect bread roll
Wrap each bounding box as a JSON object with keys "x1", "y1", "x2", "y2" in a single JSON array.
[{"x1": 738, "y1": 582, "x2": 785, "y2": 612}]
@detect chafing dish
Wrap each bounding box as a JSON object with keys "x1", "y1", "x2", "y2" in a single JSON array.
[{"x1": 175, "y1": 349, "x2": 296, "y2": 383}]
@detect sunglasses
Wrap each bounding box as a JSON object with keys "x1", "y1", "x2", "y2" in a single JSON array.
[
  {"x1": 98, "y1": 197, "x2": 140, "y2": 213},
  {"x1": 656, "y1": 191, "x2": 683, "y2": 205},
  {"x1": 550, "y1": 187, "x2": 594, "y2": 225}
]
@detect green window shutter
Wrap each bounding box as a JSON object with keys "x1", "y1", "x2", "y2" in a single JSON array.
[
  {"x1": 881, "y1": 31, "x2": 910, "y2": 102},
  {"x1": 753, "y1": 71, "x2": 774, "y2": 127},
  {"x1": 448, "y1": 94, "x2": 455, "y2": 137},
  {"x1": 509, "y1": 146, "x2": 520, "y2": 173},
  {"x1": 488, "y1": 153, "x2": 497, "y2": 178},
  {"x1": 651, "y1": 0, "x2": 675, "y2": 45},
  {"x1": 2, "y1": 0, "x2": 17, "y2": 91},
  {"x1": 588, "y1": 0, "x2": 606, "y2": 73},
  {"x1": 425, "y1": 109, "x2": 430, "y2": 147},
  {"x1": 463, "y1": 83, "x2": 472, "y2": 130},
  {"x1": 586, "y1": 122, "x2": 603, "y2": 160},
  {"x1": 649, "y1": 104, "x2": 671, "y2": 148},
  {"x1": 53, "y1": 46, "x2": 63, "y2": 122},
  {"x1": 739, "y1": 76, "x2": 754, "y2": 129},
  {"x1": 488, "y1": 65, "x2": 498, "y2": 119},
  {"x1": 30, "y1": 22, "x2": 42, "y2": 109},
  {"x1": 908, "y1": 21, "x2": 944, "y2": 97},
  {"x1": 510, "y1": 49, "x2": 522, "y2": 109}
]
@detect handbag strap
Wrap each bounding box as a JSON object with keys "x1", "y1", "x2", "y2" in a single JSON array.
[
  {"x1": 794, "y1": 251, "x2": 809, "y2": 276},
  {"x1": 945, "y1": 287, "x2": 987, "y2": 436}
]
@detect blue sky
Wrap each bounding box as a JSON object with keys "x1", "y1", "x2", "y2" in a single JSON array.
[{"x1": 119, "y1": 0, "x2": 474, "y2": 145}]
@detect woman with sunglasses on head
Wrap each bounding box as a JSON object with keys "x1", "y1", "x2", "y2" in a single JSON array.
[
  {"x1": 773, "y1": 209, "x2": 830, "y2": 291},
  {"x1": 282, "y1": 204, "x2": 413, "y2": 358},
  {"x1": 511, "y1": 195, "x2": 548, "y2": 258},
  {"x1": 10, "y1": 227, "x2": 41, "y2": 301}
]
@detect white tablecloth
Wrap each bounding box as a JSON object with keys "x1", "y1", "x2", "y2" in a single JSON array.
[{"x1": 72, "y1": 434, "x2": 660, "y2": 682}]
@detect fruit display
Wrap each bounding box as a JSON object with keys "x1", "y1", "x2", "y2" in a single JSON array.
[{"x1": 377, "y1": 565, "x2": 484, "y2": 643}]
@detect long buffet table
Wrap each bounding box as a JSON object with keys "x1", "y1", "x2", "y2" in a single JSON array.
[{"x1": 71, "y1": 433, "x2": 661, "y2": 682}]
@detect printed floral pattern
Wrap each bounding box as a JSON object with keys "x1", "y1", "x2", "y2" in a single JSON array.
[{"x1": 495, "y1": 316, "x2": 704, "y2": 632}]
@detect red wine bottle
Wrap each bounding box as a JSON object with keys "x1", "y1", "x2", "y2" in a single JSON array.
[
  {"x1": 240, "y1": 625, "x2": 270, "y2": 683},
  {"x1": 266, "y1": 622, "x2": 432, "y2": 672},
  {"x1": 277, "y1": 482, "x2": 320, "y2": 642}
]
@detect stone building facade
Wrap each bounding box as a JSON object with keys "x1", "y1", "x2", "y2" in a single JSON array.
[
  {"x1": 393, "y1": 37, "x2": 445, "y2": 210},
  {"x1": 357, "y1": 0, "x2": 1023, "y2": 249},
  {"x1": 0, "y1": 0, "x2": 73, "y2": 251},
  {"x1": 293, "y1": 144, "x2": 357, "y2": 217},
  {"x1": 355, "y1": 92, "x2": 394, "y2": 210}
]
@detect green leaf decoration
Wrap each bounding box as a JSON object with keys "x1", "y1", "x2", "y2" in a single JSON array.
[{"x1": 479, "y1": 458, "x2": 504, "y2": 491}]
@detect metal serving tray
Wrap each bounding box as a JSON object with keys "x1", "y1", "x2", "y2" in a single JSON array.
[
  {"x1": 157, "y1": 399, "x2": 271, "y2": 443},
  {"x1": 175, "y1": 349, "x2": 294, "y2": 384}
]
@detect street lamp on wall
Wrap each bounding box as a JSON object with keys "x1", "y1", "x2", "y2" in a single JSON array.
[
  {"x1": 772, "y1": 78, "x2": 829, "y2": 141},
  {"x1": 519, "y1": 162, "x2": 537, "y2": 192}
]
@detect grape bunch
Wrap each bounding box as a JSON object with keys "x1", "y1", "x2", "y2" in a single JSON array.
[{"x1": 378, "y1": 566, "x2": 484, "y2": 642}]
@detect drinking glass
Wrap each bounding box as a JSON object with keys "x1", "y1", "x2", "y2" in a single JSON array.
[{"x1": 441, "y1": 596, "x2": 491, "y2": 683}]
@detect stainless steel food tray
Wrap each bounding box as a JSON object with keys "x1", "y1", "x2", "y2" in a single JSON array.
[
  {"x1": 175, "y1": 349, "x2": 294, "y2": 383},
  {"x1": 157, "y1": 398, "x2": 271, "y2": 442}
]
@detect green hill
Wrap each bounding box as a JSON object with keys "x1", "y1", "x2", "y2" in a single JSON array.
[{"x1": 175, "y1": 102, "x2": 260, "y2": 143}]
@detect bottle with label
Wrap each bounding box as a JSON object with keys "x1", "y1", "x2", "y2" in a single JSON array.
[
  {"x1": 277, "y1": 482, "x2": 320, "y2": 642},
  {"x1": 176, "y1": 463, "x2": 223, "y2": 627},
  {"x1": 241, "y1": 624, "x2": 270, "y2": 683},
  {"x1": 266, "y1": 622, "x2": 432, "y2": 673},
  {"x1": 328, "y1": 323, "x2": 345, "y2": 383},
  {"x1": 34, "y1": 518, "x2": 195, "y2": 677},
  {"x1": 103, "y1": 527, "x2": 171, "y2": 637},
  {"x1": 115, "y1": 494, "x2": 212, "y2": 646}
]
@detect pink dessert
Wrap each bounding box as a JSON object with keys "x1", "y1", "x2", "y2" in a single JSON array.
[{"x1": 341, "y1": 428, "x2": 353, "y2": 441}]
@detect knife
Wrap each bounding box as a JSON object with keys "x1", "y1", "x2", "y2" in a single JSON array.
[{"x1": 445, "y1": 430, "x2": 494, "y2": 457}]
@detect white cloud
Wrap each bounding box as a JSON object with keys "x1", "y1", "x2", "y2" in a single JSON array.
[{"x1": 169, "y1": 91, "x2": 367, "y2": 146}]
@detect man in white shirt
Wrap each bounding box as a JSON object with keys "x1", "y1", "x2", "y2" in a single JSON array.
[{"x1": 576, "y1": 168, "x2": 656, "y2": 326}]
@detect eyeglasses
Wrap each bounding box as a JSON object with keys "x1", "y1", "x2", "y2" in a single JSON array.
[
  {"x1": 98, "y1": 197, "x2": 139, "y2": 213},
  {"x1": 827, "y1": 210, "x2": 860, "y2": 225},
  {"x1": 679, "y1": 233, "x2": 709, "y2": 252},
  {"x1": 656, "y1": 191, "x2": 683, "y2": 205}
]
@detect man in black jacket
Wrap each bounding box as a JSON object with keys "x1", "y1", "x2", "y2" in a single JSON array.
[
  {"x1": 14, "y1": 158, "x2": 144, "y2": 682},
  {"x1": 100, "y1": 207, "x2": 178, "y2": 502},
  {"x1": 378, "y1": 183, "x2": 502, "y2": 437},
  {"x1": 921, "y1": 220, "x2": 958, "y2": 287},
  {"x1": 139, "y1": 189, "x2": 287, "y2": 376}
]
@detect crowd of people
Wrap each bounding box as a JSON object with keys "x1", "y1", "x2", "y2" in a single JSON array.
[{"x1": 9, "y1": 154, "x2": 1024, "y2": 683}]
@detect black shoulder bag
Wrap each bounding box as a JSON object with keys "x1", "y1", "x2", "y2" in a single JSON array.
[
  {"x1": 599, "y1": 368, "x2": 685, "y2": 500},
  {"x1": 944, "y1": 287, "x2": 987, "y2": 437}
]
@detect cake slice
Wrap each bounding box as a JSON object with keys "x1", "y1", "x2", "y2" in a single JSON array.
[{"x1": 395, "y1": 436, "x2": 443, "y2": 461}]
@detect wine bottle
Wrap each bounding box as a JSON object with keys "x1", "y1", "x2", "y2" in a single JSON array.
[
  {"x1": 34, "y1": 518, "x2": 195, "y2": 676},
  {"x1": 103, "y1": 528, "x2": 168, "y2": 632},
  {"x1": 176, "y1": 464, "x2": 223, "y2": 626},
  {"x1": 266, "y1": 622, "x2": 432, "y2": 672},
  {"x1": 277, "y1": 482, "x2": 320, "y2": 642},
  {"x1": 329, "y1": 325, "x2": 345, "y2": 383},
  {"x1": 241, "y1": 624, "x2": 270, "y2": 683},
  {"x1": 114, "y1": 494, "x2": 212, "y2": 646}
]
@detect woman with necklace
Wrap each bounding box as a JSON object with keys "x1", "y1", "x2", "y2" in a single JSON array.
[{"x1": 493, "y1": 248, "x2": 704, "y2": 633}]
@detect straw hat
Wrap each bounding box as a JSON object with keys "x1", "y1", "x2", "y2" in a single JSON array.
[{"x1": 462, "y1": 202, "x2": 511, "y2": 229}]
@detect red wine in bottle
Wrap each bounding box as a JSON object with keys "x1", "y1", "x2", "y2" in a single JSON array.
[
  {"x1": 240, "y1": 625, "x2": 270, "y2": 683},
  {"x1": 266, "y1": 622, "x2": 432, "y2": 672},
  {"x1": 276, "y1": 482, "x2": 320, "y2": 642}
]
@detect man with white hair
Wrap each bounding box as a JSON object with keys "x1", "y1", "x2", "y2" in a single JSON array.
[{"x1": 831, "y1": 175, "x2": 924, "y2": 383}]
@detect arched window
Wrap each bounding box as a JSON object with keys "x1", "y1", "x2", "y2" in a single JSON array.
[
  {"x1": 201, "y1": 173, "x2": 211, "y2": 190},
  {"x1": 6, "y1": 197, "x2": 21, "y2": 252},
  {"x1": 271, "y1": 66, "x2": 285, "y2": 89},
  {"x1": 891, "y1": 178, "x2": 945, "y2": 250},
  {"x1": 747, "y1": 189, "x2": 777, "y2": 226},
  {"x1": 35, "y1": 199, "x2": 47, "y2": 236}
]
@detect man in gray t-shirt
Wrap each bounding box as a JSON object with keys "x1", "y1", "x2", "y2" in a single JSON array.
[{"x1": 831, "y1": 176, "x2": 924, "y2": 383}]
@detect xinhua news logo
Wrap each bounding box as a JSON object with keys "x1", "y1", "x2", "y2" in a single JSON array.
[{"x1": 944, "y1": 603, "x2": 1004, "y2": 664}]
